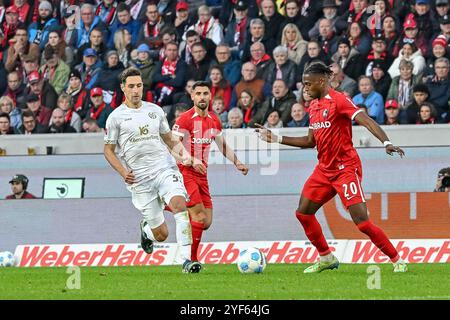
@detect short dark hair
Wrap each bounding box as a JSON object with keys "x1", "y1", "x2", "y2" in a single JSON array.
[
  {"x1": 120, "y1": 67, "x2": 142, "y2": 84},
  {"x1": 21, "y1": 109, "x2": 36, "y2": 121},
  {"x1": 117, "y1": 2, "x2": 130, "y2": 12},
  {"x1": 304, "y1": 61, "x2": 334, "y2": 77},
  {"x1": 192, "y1": 81, "x2": 211, "y2": 91},
  {"x1": 0, "y1": 112, "x2": 11, "y2": 122},
  {"x1": 185, "y1": 30, "x2": 199, "y2": 39}
]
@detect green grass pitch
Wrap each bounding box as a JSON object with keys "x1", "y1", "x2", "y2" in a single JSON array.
[{"x1": 0, "y1": 264, "x2": 449, "y2": 300}]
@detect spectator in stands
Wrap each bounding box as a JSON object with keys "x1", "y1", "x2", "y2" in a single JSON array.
[
  {"x1": 25, "y1": 93, "x2": 51, "y2": 127},
  {"x1": 425, "y1": 57, "x2": 450, "y2": 122},
  {"x1": 278, "y1": 0, "x2": 312, "y2": 41},
  {"x1": 64, "y1": 69, "x2": 90, "y2": 120},
  {"x1": 0, "y1": 95, "x2": 21, "y2": 129},
  {"x1": 93, "y1": 50, "x2": 125, "y2": 107},
  {"x1": 130, "y1": 44, "x2": 156, "y2": 90},
  {"x1": 242, "y1": 18, "x2": 276, "y2": 62},
  {"x1": 27, "y1": 1, "x2": 59, "y2": 50},
  {"x1": 266, "y1": 45, "x2": 298, "y2": 90},
  {"x1": 346, "y1": 21, "x2": 372, "y2": 57},
  {"x1": 172, "y1": 79, "x2": 194, "y2": 108},
  {"x1": 96, "y1": 0, "x2": 118, "y2": 27},
  {"x1": 388, "y1": 40, "x2": 426, "y2": 79},
  {"x1": 26, "y1": 70, "x2": 58, "y2": 110},
  {"x1": 153, "y1": 28, "x2": 178, "y2": 61},
  {"x1": 411, "y1": 0, "x2": 436, "y2": 41},
  {"x1": 74, "y1": 28, "x2": 107, "y2": 68},
  {"x1": 405, "y1": 84, "x2": 430, "y2": 124},
  {"x1": 62, "y1": 7, "x2": 79, "y2": 49},
  {"x1": 39, "y1": 46, "x2": 70, "y2": 95},
  {"x1": 74, "y1": 48, "x2": 101, "y2": 90},
  {"x1": 138, "y1": 2, "x2": 167, "y2": 46},
  {"x1": 249, "y1": 79, "x2": 296, "y2": 127},
  {"x1": 77, "y1": 3, "x2": 108, "y2": 48},
  {"x1": 4, "y1": 26, "x2": 39, "y2": 73},
  {"x1": 316, "y1": 18, "x2": 339, "y2": 58},
  {"x1": 46, "y1": 107, "x2": 77, "y2": 133},
  {"x1": 5, "y1": 174, "x2": 37, "y2": 199},
  {"x1": 0, "y1": 112, "x2": 14, "y2": 134},
  {"x1": 287, "y1": 102, "x2": 309, "y2": 127},
  {"x1": 186, "y1": 42, "x2": 212, "y2": 81},
  {"x1": 168, "y1": 102, "x2": 190, "y2": 129},
  {"x1": 384, "y1": 99, "x2": 401, "y2": 125},
  {"x1": 44, "y1": 30, "x2": 73, "y2": 66},
  {"x1": 231, "y1": 62, "x2": 266, "y2": 107},
  {"x1": 212, "y1": 96, "x2": 228, "y2": 126},
  {"x1": 433, "y1": 167, "x2": 450, "y2": 192},
  {"x1": 236, "y1": 89, "x2": 260, "y2": 127},
  {"x1": 297, "y1": 40, "x2": 329, "y2": 78},
  {"x1": 280, "y1": 23, "x2": 307, "y2": 65},
  {"x1": 259, "y1": 0, "x2": 285, "y2": 42},
  {"x1": 0, "y1": 62, "x2": 6, "y2": 97},
  {"x1": 435, "y1": 13, "x2": 450, "y2": 42},
  {"x1": 353, "y1": 76, "x2": 385, "y2": 124},
  {"x1": 9, "y1": 0, "x2": 34, "y2": 25},
  {"x1": 425, "y1": 35, "x2": 448, "y2": 77},
  {"x1": 308, "y1": 0, "x2": 339, "y2": 41},
  {"x1": 188, "y1": 5, "x2": 223, "y2": 45},
  {"x1": 382, "y1": 15, "x2": 399, "y2": 55},
  {"x1": 113, "y1": 28, "x2": 133, "y2": 68},
  {"x1": 394, "y1": 13, "x2": 429, "y2": 58},
  {"x1": 329, "y1": 62, "x2": 358, "y2": 97},
  {"x1": 1, "y1": 6, "x2": 25, "y2": 56},
  {"x1": 86, "y1": 87, "x2": 112, "y2": 129},
  {"x1": 209, "y1": 65, "x2": 232, "y2": 111},
  {"x1": 366, "y1": 0, "x2": 390, "y2": 36},
  {"x1": 212, "y1": 44, "x2": 242, "y2": 86},
  {"x1": 223, "y1": 0, "x2": 250, "y2": 58},
  {"x1": 249, "y1": 42, "x2": 273, "y2": 80},
  {"x1": 57, "y1": 93, "x2": 81, "y2": 133},
  {"x1": 434, "y1": 0, "x2": 450, "y2": 25},
  {"x1": 226, "y1": 107, "x2": 245, "y2": 129},
  {"x1": 364, "y1": 33, "x2": 392, "y2": 77},
  {"x1": 416, "y1": 102, "x2": 437, "y2": 124},
  {"x1": 264, "y1": 109, "x2": 283, "y2": 128},
  {"x1": 180, "y1": 30, "x2": 217, "y2": 64},
  {"x1": 14, "y1": 109, "x2": 46, "y2": 134},
  {"x1": 82, "y1": 118, "x2": 103, "y2": 133},
  {"x1": 331, "y1": 37, "x2": 363, "y2": 81},
  {"x1": 172, "y1": 1, "x2": 190, "y2": 40},
  {"x1": 335, "y1": 0, "x2": 371, "y2": 36},
  {"x1": 3, "y1": 71, "x2": 26, "y2": 107},
  {"x1": 153, "y1": 42, "x2": 187, "y2": 105},
  {"x1": 370, "y1": 59, "x2": 392, "y2": 101},
  {"x1": 18, "y1": 53, "x2": 39, "y2": 90}
]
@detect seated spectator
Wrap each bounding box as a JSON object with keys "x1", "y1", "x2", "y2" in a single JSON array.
[
  {"x1": 346, "y1": 21, "x2": 372, "y2": 57},
  {"x1": 424, "y1": 57, "x2": 450, "y2": 122},
  {"x1": 46, "y1": 107, "x2": 77, "y2": 133},
  {"x1": 249, "y1": 42, "x2": 273, "y2": 80},
  {"x1": 382, "y1": 15, "x2": 399, "y2": 55},
  {"x1": 393, "y1": 13, "x2": 429, "y2": 58},
  {"x1": 152, "y1": 42, "x2": 187, "y2": 105},
  {"x1": 308, "y1": 0, "x2": 339, "y2": 41},
  {"x1": 0, "y1": 112, "x2": 14, "y2": 134},
  {"x1": 172, "y1": 79, "x2": 195, "y2": 108},
  {"x1": 388, "y1": 40, "x2": 426, "y2": 79},
  {"x1": 209, "y1": 65, "x2": 232, "y2": 111},
  {"x1": 334, "y1": 0, "x2": 371, "y2": 36},
  {"x1": 27, "y1": 1, "x2": 59, "y2": 50},
  {"x1": 5, "y1": 174, "x2": 37, "y2": 199},
  {"x1": 353, "y1": 76, "x2": 384, "y2": 124},
  {"x1": 179, "y1": 30, "x2": 217, "y2": 65},
  {"x1": 370, "y1": 59, "x2": 392, "y2": 101},
  {"x1": 73, "y1": 28, "x2": 107, "y2": 68},
  {"x1": 287, "y1": 103, "x2": 309, "y2": 127},
  {"x1": 241, "y1": 18, "x2": 276, "y2": 62},
  {"x1": 223, "y1": 0, "x2": 250, "y2": 58},
  {"x1": 425, "y1": 35, "x2": 448, "y2": 77},
  {"x1": 168, "y1": 103, "x2": 190, "y2": 129},
  {"x1": 280, "y1": 23, "x2": 308, "y2": 65},
  {"x1": 187, "y1": 5, "x2": 223, "y2": 45},
  {"x1": 113, "y1": 28, "x2": 133, "y2": 68},
  {"x1": 26, "y1": 71, "x2": 58, "y2": 110},
  {"x1": 0, "y1": 95, "x2": 21, "y2": 129},
  {"x1": 280, "y1": 0, "x2": 314, "y2": 41},
  {"x1": 404, "y1": 84, "x2": 430, "y2": 124},
  {"x1": 25, "y1": 93, "x2": 52, "y2": 127},
  {"x1": 264, "y1": 109, "x2": 283, "y2": 128},
  {"x1": 39, "y1": 46, "x2": 70, "y2": 95},
  {"x1": 77, "y1": 3, "x2": 108, "y2": 48},
  {"x1": 86, "y1": 87, "x2": 113, "y2": 129},
  {"x1": 330, "y1": 62, "x2": 358, "y2": 97},
  {"x1": 75, "y1": 48, "x2": 102, "y2": 90},
  {"x1": 1, "y1": 6, "x2": 25, "y2": 57},
  {"x1": 211, "y1": 96, "x2": 228, "y2": 127},
  {"x1": 3, "y1": 71, "x2": 26, "y2": 108},
  {"x1": 64, "y1": 69, "x2": 90, "y2": 119},
  {"x1": 62, "y1": 7, "x2": 80, "y2": 49},
  {"x1": 56, "y1": 93, "x2": 81, "y2": 133},
  {"x1": 152, "y1": 28, "x2": 178, "y2": 62},
  {"x1": 316, "y1": 18, "x2": 339, "y2": 58},
  {"x1": 130, "y1": 44, "x2": 156, "y2": 90},
  {"x1": 364, "y1": 33, "x2": 392, "y2": 77},
  {"x1": 266, "y1": 46, "x2": 298, "y2": 90},
  {"x1": 297, "y1": 40, "x2": 330, "y2": 78},
  {"x1": 384, "y1": 99, "x2": 401, "y2": 125},
  {"x1": 231, "y1": 62, "x2": 266, "y2": 107},
  {"x1": 236, "y1": 89, "x2": 260, "y2": 127},
  {"x1": 186, "y1": 42, "x2": 212, "y2": 81},
  {"x1": 226, "y1": 107, "x2": 245, "y2": 129},
  {"x1": 331, "y1": 37, "x2": 363, "y2": 81},
  {"x1": 19, "y1": 53, "x2": 40, "y2": 88},
  {"x1": 44, "y1": 30, "x2": 74, "y2": 66},
  {"x1": 138, "y1": 2, "x2": 168, "y2": 46},
  {"x1": 416, "y1": 102, "x2": 438, "y2": 124},
  {"x1": 172, "y1": 1, "x2": 190, "y2": 40},
  {"x1": 95, "y1": 0, "x2": 119, "y2": 27},
  {"x1": 82, "y1": 118, "x2": 104, "y2": 133},
  {"x1": 4, "y1": 26, "x2": 39, "y2": 73},
  {"x1": 387, "y1": 60, "x2": 422, "y2": 116},
  {"x1": 93, "y1": 50, "x2": 125, "y2": 108},
  {"x1": 259, "y1": 0, "x2": 285, "y2": 42},
  {"x1": 107, "y1": 2, "x2": 140, "y2": 48},
  {"x1": 249, "y1": 79, "x2": 296, "y2": 127},
  {"x1": 14, "y1": 109, "x2": 47, "y2": 134},
  {"x1": 211, "y1": 44, "x2": 242, "y2": 87}
]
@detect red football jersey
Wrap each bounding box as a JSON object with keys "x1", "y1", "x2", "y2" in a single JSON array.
[
  {"x1": 308, "y1": 89, "x2": 363, "y2": 171},
  {"x1": 172, "y1": 108, "x2": 222, "y2": 174}
]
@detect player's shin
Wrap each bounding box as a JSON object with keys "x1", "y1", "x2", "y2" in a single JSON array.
[
  {"x1": 173, "y1": 211, "x2": 193, "y2": 260},
  {"x1": 296, "y1": 211, "x2": 332, "y2": 259},
  {"x1": 190, "y1": 220, "x2": 204, "y2": 262},
  {"x1": 357, "y1": 220, "x2": 401, "y2": 263}
]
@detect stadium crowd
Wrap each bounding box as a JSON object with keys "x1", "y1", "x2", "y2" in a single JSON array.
[{"x1": 1, "y1": 0, "x2": 450, "y2": 135}]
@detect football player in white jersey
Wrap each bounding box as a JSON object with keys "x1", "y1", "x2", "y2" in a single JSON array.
[{"x1": 104, "y1": 67, "x2": 205, "y2": 273}]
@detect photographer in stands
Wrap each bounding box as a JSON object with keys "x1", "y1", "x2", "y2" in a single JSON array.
[{"x1": 434, "y1": 167, "x2": 450, "y2": 192}]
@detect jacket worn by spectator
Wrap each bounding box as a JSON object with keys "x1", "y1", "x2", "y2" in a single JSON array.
[
  {"x1": 39, "y1": 60, "x2": 71, "y2": 95},
  {"x1": 373, "y1": 73, "x2": 392, "y2": 101},
  {"x1": 46, "y1": 122, "x2": 77, "y2": 133},
  {"x1": 77, "y1": 16, "x2": 109, "y2": 48},
  {"x1": 93, "y1": 61, "x2": 125, "y2": 93},
  {"x1": 352, "y1": 91, "x2": 385, "y2": 124},
  {"x1": 107, "y1": 18, "x2": 141, "y2": 48},
  {"x1": 331, "y1": 48, "x2": 364, "y2": 81},
  {"x1": 248, "y1": 91, "x2": 297, "y2": 127},
  {"x1": 28, "y1": 17, "x2": 59, "y2": 50},
  {"x1": 425, "y1": 76, "x2": 450, "y2": 123},
  {"x1": 6, "y1": 191, "x2": 37, "y2": 199},
  {"x1": 211, "y1": 59, "x2": 242, "y2": 87},
  {"x1": 265, "y1": 60, "x2": 298, "y2": 90}
]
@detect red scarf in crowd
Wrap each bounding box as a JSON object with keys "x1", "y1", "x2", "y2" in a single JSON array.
[
  {"x1": 95, "y1": 2, "x2": 117, "y2": 26},
  {"x1": 12, "y1": 3, "x2": 31, "y2": 23},
  {"x1": 90, "y1": 102, "x2": 106, "y2": 120},
  {"x1": 144, "y1": 18, "x2": 161, "y2": 38},
  {"x1": 65, "y1": 109, "x2": 74, "y2": 123},
  {"x1": 156, "y1": 58, "x2": 177, "y2": 91},
  {"x1": 1, "y1": 22, "x2": 18, "y2": 48},
  {"x1": 251, "y1": 53, "x2": 271, "y2": 66}
]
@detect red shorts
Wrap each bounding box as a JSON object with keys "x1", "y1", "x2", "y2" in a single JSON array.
[
  {"x1": 302, "y1": 164, "x2": 366, "y2": 208},
  {"x1": 183, "y1": 172, "x2": 213, "y2": 209}
]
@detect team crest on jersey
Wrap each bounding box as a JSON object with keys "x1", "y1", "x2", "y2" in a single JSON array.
[
  {"x1": 148, "y1": 112, "x2": 157, "y2": 119},
  {"x1": 323, "y1": 109, "x2": 329, "y2": 118}
]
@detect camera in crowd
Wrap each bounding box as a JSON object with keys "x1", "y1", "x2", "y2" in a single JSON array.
[{"x1": 435, "y1": 167, "x2": 450, "y2": 192}]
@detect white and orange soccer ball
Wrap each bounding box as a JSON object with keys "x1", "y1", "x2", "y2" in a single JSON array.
[{"x1": 236, "y1": 247, "x2": 267, "y2": 274}]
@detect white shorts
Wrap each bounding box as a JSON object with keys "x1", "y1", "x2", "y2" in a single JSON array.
[{"x1": 129, "y1": 168, "x2": 187, "y2": 227}]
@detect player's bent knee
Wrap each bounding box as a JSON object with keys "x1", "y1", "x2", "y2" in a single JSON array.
[{"x1": 168, "y1": 196, "x2": 187, "y2": 213}]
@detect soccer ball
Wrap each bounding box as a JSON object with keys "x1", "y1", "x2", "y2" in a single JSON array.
[
  {"x1": 0, "y1": 251, "x2": 15, "y2": 267},
  {"x1": 236, "y1": 247, "x2": 267, "y2": 274}
]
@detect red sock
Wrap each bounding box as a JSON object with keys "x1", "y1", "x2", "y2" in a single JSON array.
[
  {"x1": 357, "y1": 220, "x2": 400, "y2": 263},
  {"x1": 296, "y1": 211, "x2": 331, "y2": 256},
  {"x1": 190, "y1": 221, "x2": 204, "y2": 262}
]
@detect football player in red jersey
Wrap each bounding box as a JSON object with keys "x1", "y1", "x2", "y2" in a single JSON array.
[
  {"x1": 256, "y1": 62, "x2": 408, "y2": 273},
  {"x1": 172, "y1": 81, "x2": 249, "y2": 271}
]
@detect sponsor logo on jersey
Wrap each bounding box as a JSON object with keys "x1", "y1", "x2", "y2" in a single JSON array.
[
  {"x1": 310, "y1": 121, "x2": 331, "y2": 130},
  {"x1": 139, "y1": 125, "x2": 149, "y2": 135},
  {"x1": 323, "y1": 109, "x2": 329, "y2": 118},
  {"x1": 148, "y1": 112, "x2": 157, "y2": 119},
  {"x1": 192, "y1": 137, "x2": 213, "y2": 144}
]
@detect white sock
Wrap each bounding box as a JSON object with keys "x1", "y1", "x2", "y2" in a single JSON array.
[
  {"x1": 320, "y1": 253, "x2": 334, "y2": 263},
  {"x1": 143, "y1": 224, "x2": 157, "y2": 242},
  {"x1": 173, "y1": 211, "x2": 192, "y2": 261}
]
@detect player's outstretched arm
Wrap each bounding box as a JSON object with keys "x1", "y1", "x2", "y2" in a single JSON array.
[
  {"x1": 104, "y1": 144, "x2": 135, "y2": 184},
  {"x1": 354, "y1": 112, "x2": 405, "y2": 157},
  {"x1": 254, "y1": 123, "x2": 316, "y2": 149},
  {"x1": 215, "y1": 134, "x2": 249, "y2": 175}
]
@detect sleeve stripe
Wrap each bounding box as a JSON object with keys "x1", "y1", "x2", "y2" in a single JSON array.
[{"x1": 351, "y1": 109, "x2": 364, "y2": 121}]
